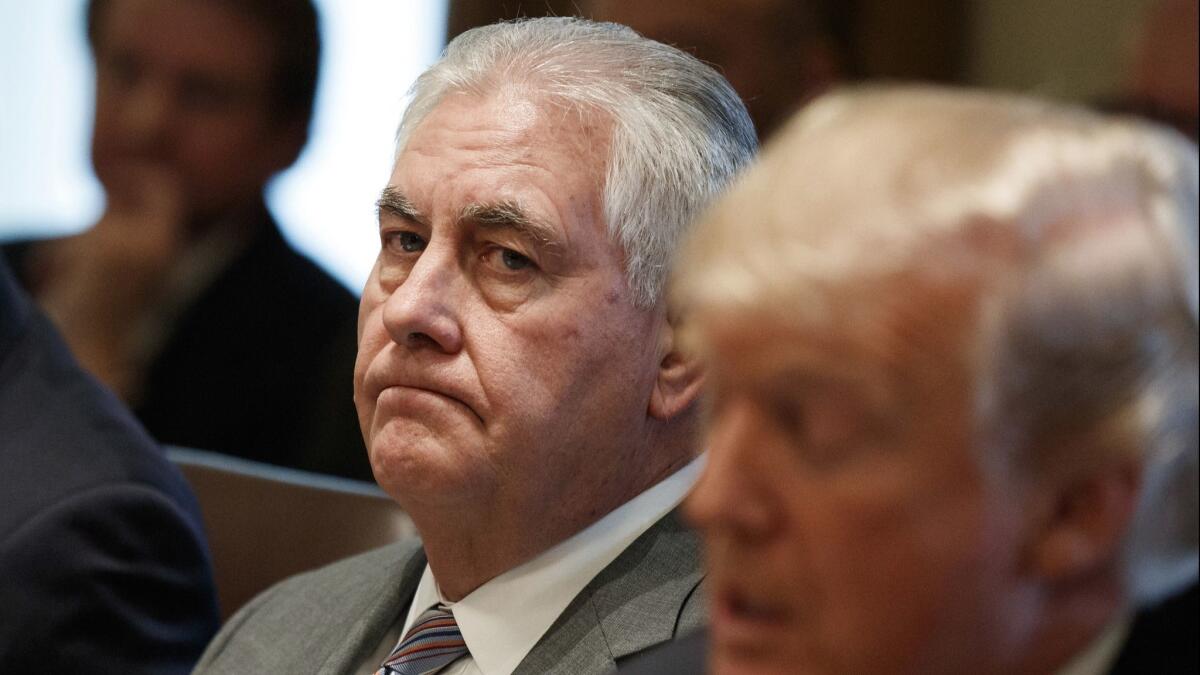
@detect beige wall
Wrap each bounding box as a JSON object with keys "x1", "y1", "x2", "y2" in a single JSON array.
[{"x1": 965, "y1": 0, "x2": 1154, "y2": 102}]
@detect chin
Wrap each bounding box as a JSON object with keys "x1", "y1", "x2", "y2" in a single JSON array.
[{"x1": 368, "y1": 436, "x2": 489, "y2": 508}]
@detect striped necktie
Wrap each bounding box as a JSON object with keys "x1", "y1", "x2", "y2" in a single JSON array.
[{"x1": 377, "y1": 604, "x2": 468, "y2": 675}]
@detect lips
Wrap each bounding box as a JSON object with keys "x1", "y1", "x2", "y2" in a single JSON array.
[
  {"x1": 379, "y1": 384, "x2": 476, "y2": 419},
  {"x1": 711, "y1": 584, "x2": 797, "y2": 652},
  {"x1": 361, "y1": 358, "x2": 484, "y2": 427}
]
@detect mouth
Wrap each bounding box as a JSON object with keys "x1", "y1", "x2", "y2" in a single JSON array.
[
  {"x1": 376, "y1": 384, "x2": 485, "y2": 427},
  {"x1": 711, "y1": 586, "x2": 795, "y2": 648}
]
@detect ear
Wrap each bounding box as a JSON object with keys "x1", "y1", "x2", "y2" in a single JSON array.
[
  {"x1": 648, "y1": 308, "x2": 706, "y2": 421},
  {"x1": 1026, "y1": 459, "x2": 1142, "y2": 583}
]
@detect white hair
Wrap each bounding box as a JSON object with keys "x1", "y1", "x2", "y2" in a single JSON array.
[
  {"x1": 393, "y1": 16, "x2": 757, "y2": 307},
  {"x1": 676, "y1": 85, "x2": 1198, "y2": 605}
]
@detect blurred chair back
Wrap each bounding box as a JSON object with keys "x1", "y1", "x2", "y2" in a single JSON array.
[{"x1": 167, "y1": 446, "x2": 416, "y2": 620}]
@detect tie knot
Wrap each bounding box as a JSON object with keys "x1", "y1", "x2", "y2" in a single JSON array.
[{"x1": 379, "y1": 604, "x2": 469, "y2": 675}]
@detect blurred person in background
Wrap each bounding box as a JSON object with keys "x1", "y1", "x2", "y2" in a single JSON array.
[
  {"x1": 1, "y1": 255, "x2": 219, "y2": 673},
  {"x1": 584, "y1": 0, "x2": 844, "y2": 140},
  {"x1": 3, "y1": 0, "x2": 368, "y2": 479},
  {"x1": 193, "y1": 17, "x2": 756, "y2": 674},
  {"x1": 628, "y1": 86, "x2": 1198, "y2": 674}
]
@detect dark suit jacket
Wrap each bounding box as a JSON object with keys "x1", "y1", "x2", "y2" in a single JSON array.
[
  {"x1": 195, "y1": 510, "x2": 707, "y2": 674},
  {"x1": 619, "y1": 584, "x2": 1200, "y2": 675},
  {"x1": 1110, "y1": 583, "x2": 1198, "y2": 674},
  {"x1": 3, "y1": 205, "x2": 369, "y2": 480},
  {"x1": 133, "y1": 209, "x2": 368, "y2": 479},
  {"x1": 0, "y1": 259, "x2": 220, "y2": 673}
]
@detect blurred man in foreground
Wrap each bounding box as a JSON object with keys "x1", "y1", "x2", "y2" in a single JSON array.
[
  {"x1": 194, "y1": 17, "x2": 756, "y2": 673},
  {"x1": 645, "y1": 87, "x2": 1198, "y2": 674}
]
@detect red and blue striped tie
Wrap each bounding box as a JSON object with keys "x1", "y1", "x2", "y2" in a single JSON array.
[{"x1": 377, "y1": 604, "x2": 468, "y2": 675}]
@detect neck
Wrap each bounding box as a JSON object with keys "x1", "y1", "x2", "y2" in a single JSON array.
[
  {"x1": 186, "y1": 196, "x2": 269, "y2": 241},
  {"x1": 1009, "y1": 573, "x2": 1128, "y2": 675},
  {"x1": 417, "y1": 506, "x2": 587, "y2": 601},
  {"x1": 410, "y1": 444, "x2": 696, "y2": 601}
]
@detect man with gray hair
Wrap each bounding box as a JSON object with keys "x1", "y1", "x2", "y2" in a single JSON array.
[
  {"x1": 633, "y1": 86, "x2": 1197, "y2": 674},
  {"x1": 195, "y1": 16, "x2": 755, "y2": 674}
]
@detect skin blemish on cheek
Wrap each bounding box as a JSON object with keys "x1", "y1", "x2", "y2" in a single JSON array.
[{"x1": 605, "y1": 289, "x2": 621, "y2": 305}]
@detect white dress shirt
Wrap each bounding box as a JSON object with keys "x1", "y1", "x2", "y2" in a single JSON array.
[{"x1": 364, "y1": 455, "x2": 705, "y2": 675}]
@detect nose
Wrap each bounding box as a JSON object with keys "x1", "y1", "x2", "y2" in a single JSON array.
[
  {"x1": 685, "y1": 399, "x2": 777, "y2": 540},
  {"x1": 380, "y1": 244, "x2": 465, "y2": 354}
]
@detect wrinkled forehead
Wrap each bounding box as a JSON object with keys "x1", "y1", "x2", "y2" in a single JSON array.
[
  {"x1": 692, "y1": 265, "x2": 982, "y2": 384},
  {"x1": 398, "y1": 86, "x2": 614, "y2": 168},
  {"x1": 393, "y1": 90, "x2": 614, "y2": 219},
  {"x1": 387, "y1": 89, "x2": 620, "y2": 254}
]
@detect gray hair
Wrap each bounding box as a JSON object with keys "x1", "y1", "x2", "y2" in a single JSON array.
[
  {"x1": 676, "y1": 85, "x2": 1198, "y2": 605},
  {"x1": 394, "y1": 16, "x2": 757, "y2": 306}
]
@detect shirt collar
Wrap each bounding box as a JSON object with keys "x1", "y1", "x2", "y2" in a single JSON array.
[
  {"x1": 1054, "y1": 612, "x2": 1132, "y2": 675},
  {"x1": 404, "y1": 454, "x2": 706, "y2": 675}
]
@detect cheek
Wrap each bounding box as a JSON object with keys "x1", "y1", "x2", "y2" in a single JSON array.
[
  {"x1": 89, "y1": 107, "x2": 124, "y2": 173},
  {"x1": 357, "y1": 278, "x2": 382, "y2": 342},
  {"x1": 477, "y1": 304, "x2": 650, "y2": 441},
  {"x1": 797, "y1": 481, "x2": 1002, "y2": 670},
  {"x1": 492, "y1": 300, "x2": 625, "y2": 383},
  {"x1": 473, "y1": 320, "x2": 575, "y2": 425},
  {"x1": 352, "y1": 299, "x2": 388, "y2": 408}
]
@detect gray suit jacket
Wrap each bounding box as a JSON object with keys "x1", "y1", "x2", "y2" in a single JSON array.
[{"x1": 194, "y1": 510, "x2": 706, "y2": 674}]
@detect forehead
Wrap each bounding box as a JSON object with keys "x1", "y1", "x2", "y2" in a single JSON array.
[
  {"x1": 699, "y1": 311, "x2": 882, "y2": 394},
  {"x1": 94, "y1": 0, "x2": 277, "y2": 82},
  {"x1": 391, "y1": 89, "x2": 612, "y2": 226},
  {"x1": 403, "y1": 89, "x2": 610, "y2": 167},
  {"x1": 698, "y1": 279, "x2": 980, "y2": 399}
]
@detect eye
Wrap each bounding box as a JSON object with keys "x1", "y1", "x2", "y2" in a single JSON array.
[
  {"x1": 480, "y1": 245, "x2": 538, "y2": 275},
  {"x1": 766, "y1": 389, "x2": 878, "y2": 471},
  {"x1": 385, "y1": 230, "x2": 426, "y2": 254},
  {"x1": 500, "y1": 249, "x2": 534, "y2": 271},
  {"x1": 767, "y1": 397, "x2": 806, "y2": 440}
]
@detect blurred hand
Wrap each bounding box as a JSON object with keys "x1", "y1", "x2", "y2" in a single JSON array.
[{"x1": 28, "y1": 163, "x2": 188, "y2": 398}]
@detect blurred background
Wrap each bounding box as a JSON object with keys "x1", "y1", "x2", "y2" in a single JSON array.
[
  {"x1": 0, "y1": 0, "x2": 448, "y2": 292},
  {"x1": 0, "y1": 0, "x2": 1186, "y2": 293}
]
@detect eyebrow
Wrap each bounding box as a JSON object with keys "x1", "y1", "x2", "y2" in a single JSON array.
[
  {"x1": 376, "y1": 189, "x2": 565, "y2": 257},
  {"x1": 376, "y1": 186, "x2": 424, "y2": 223},
  {"x1": 458, "y1": 200, "x2": 562, "y2": 252}
]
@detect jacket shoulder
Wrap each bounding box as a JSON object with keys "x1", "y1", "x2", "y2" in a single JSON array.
[
  {"x1": 195, "y1": 539, "x2": 425, "y2": 673},
  {"x1": 515, "y1": 510, "x2": 706, "y2": 675}
]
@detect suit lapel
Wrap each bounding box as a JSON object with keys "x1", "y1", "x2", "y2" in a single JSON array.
[
  {"x1": 316, "y1": 541, "x2": 428, "y2": 674},
  {"x1": 514, "y1": 510, "x2": 705, "y2": 674}
]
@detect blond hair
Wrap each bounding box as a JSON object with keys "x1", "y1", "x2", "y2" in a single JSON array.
[{"x1": 675, "y1": 85, "x2": 1198, "y2": 603}]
